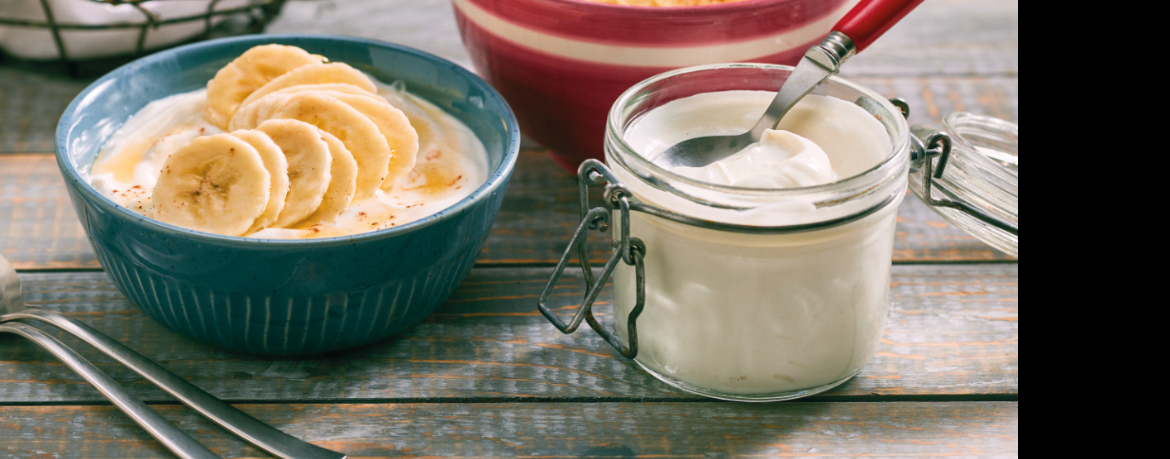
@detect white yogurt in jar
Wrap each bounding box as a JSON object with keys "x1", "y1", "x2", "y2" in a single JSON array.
[
  {"x1": 609, "y1": 91, "x2": 902, "y2": 398},
  {"x1": 84, "y1": 82, "x2": 489, "y2": 239}
]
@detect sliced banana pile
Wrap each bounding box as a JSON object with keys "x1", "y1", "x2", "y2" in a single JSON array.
[{"x1": 152, "y1": 44, "x2": 420, "y2": 236}]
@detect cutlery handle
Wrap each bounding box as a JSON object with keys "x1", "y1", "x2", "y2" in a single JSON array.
[
  {"x1": 1, "y1": 322, "x2": 220, "y2": 459},
  {"x1": 834, "y1": 0, "x2": 926, "y2": 53},
  {"x1": 17, "y1": 308, "x2": 346, "y2": 459}
]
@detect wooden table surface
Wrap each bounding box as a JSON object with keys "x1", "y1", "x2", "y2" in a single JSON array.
[{"x1": 0, "y1": 0, "x2": 1018, "y2": 457}]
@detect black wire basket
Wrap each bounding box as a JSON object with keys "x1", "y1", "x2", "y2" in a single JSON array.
[{"x1": 0, "y1": 0, "x2": 288, "y2": 75}]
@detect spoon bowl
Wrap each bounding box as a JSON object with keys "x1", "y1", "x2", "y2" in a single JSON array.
[
  {"x1": 650, "y1": 0, "x2": 924, "y2": 170},
  {"x1": 647, "y1": 35, "x2": 848, "y2": 169}
]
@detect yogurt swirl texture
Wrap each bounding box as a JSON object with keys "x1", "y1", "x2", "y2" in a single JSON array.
[{"x1": 625, "y1": 92, "x2": 888, "y2": 191}]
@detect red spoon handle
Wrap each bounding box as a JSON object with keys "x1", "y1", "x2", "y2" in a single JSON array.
[{"x1": 834, "y1": 0, "x2": 926, "y2": 53}]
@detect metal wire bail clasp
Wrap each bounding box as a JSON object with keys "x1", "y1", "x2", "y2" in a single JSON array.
[
  {"x1": 909, "y1": 126, "x2": 1019, "y2": 236},
  {"x1": 537, "y1": 159, "x2": 646, "y2": 359}
]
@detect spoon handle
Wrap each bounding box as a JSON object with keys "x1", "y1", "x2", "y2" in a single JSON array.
[
  {"x1": 11, "y1": 308, "x2": 346, "y2": 459},
  {"x1": 835, "y1": 0, "x2": 926, "y2": 52},
  {"x1": 1, "y1": 322, "x2": 220, "y2": 459}
]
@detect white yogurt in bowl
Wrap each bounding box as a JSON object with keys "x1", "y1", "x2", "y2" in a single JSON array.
[
  {"x1": 85, "y1": 82, "x2": 489, "y2": 239},
  {"x1": 559, "y1": 63, "x2": 912, "y2": 401}
]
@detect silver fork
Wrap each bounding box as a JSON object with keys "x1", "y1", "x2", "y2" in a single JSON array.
[{"x1": 0, "y1": 253, "x2": 346, "y2": 459}]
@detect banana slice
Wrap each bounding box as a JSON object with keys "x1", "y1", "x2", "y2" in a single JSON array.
[
  {"x1": 383, "y1": 89, "x2": 441, "y2": 158},
  {"x1": 229, "y1": 84, "x2": 380, "y2": 129},
  {"x1": 244, "y1": 84, "x2": 418, "y2": 187},
  {"x1": 236, "y1": 63, "x2": 378, "y2": 112},
  {"x1": 254, "y1": 119, "x2": 333, "y2": 228},
  {"x1": 230, "y1": 130, "x2": 290, "y2": 233},
  {"x1": 228, "y1": 92, "x2": 293, "y2": 134},
  {"x1": 328, "y1": 94, "x2": 418, "y2": 190},
  {"x1": 296, "y1": 130, "x2": 358, "y2": 228},
  {"x1": 260, "y1": 83, "x2": 381, "y2": 100},
  {"x1": 239, "y1": 92, "x2": 391, "y2": 201},
  {"x1": 205, "y1": 44, "x2": 322, "y2": 129},
  {"x1": 152, "y1": 134, "x2": 271, "y2": 236}
]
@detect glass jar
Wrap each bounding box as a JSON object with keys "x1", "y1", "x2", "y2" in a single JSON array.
[
  {"x1": 909, "y1": 112, "x2": 1018, "y2": 257},
  {"x1": 537, "y1": 63, "x2": 1013, "y2": 402}
]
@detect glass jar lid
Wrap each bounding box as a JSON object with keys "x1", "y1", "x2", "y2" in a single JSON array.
[{"x1": 909, "y1": 112, "x2": 1018, "y2": 257}]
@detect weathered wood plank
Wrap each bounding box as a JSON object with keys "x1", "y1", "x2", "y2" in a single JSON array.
[
  {"x1": 0, "y1": 264, "x2": 1017, "y2": 403},
  {"x1": 843, "y1": 0, "x2": 1018, "y2": 78},
  {"x1": 0, "y1": 401, "x2": 1019, "y2": 458},
  {"x1": 265, "y1": 0, "x2": 476, "y2": 70},
  {"x1": 853, "y1": 76, "x2": 1018, "y2": 131},
  {"x1": 0, "y1": 155, "x2": 96, "y2": 270},
  {"x1": 0, "y1": 67, "x2": 89, "y2": 154},
  {"x1": 0, "y1": 150, "x2": 1015, "y2": 272}
]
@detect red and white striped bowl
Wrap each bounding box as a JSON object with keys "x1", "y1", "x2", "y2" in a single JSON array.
[{"x1": 453, "y1": 0, "x2": 859, "y2": 170}]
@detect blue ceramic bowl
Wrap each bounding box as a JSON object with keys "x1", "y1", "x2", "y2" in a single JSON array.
[{"x1": 56, "y1": 35, "x2": 519, "y2": 355}]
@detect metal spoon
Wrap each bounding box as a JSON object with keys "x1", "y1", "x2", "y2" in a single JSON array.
[
  {"x1": 0, "y1": 253, "x2": 346, "y2": 459},
  {"x1": 1, "y1": 322, "x2": 219, "y2": 458},
  {"x1": 649, "y1": 0, "x2": 926, "y2": 169}
]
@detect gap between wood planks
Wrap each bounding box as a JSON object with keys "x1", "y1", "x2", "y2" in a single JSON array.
[
  {"x1": 10, "y1": 258, "x2": 1020, "y2": 274},
  {"x1": 0, "y1": 392, "x2": 1018, "y2": 407}
]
